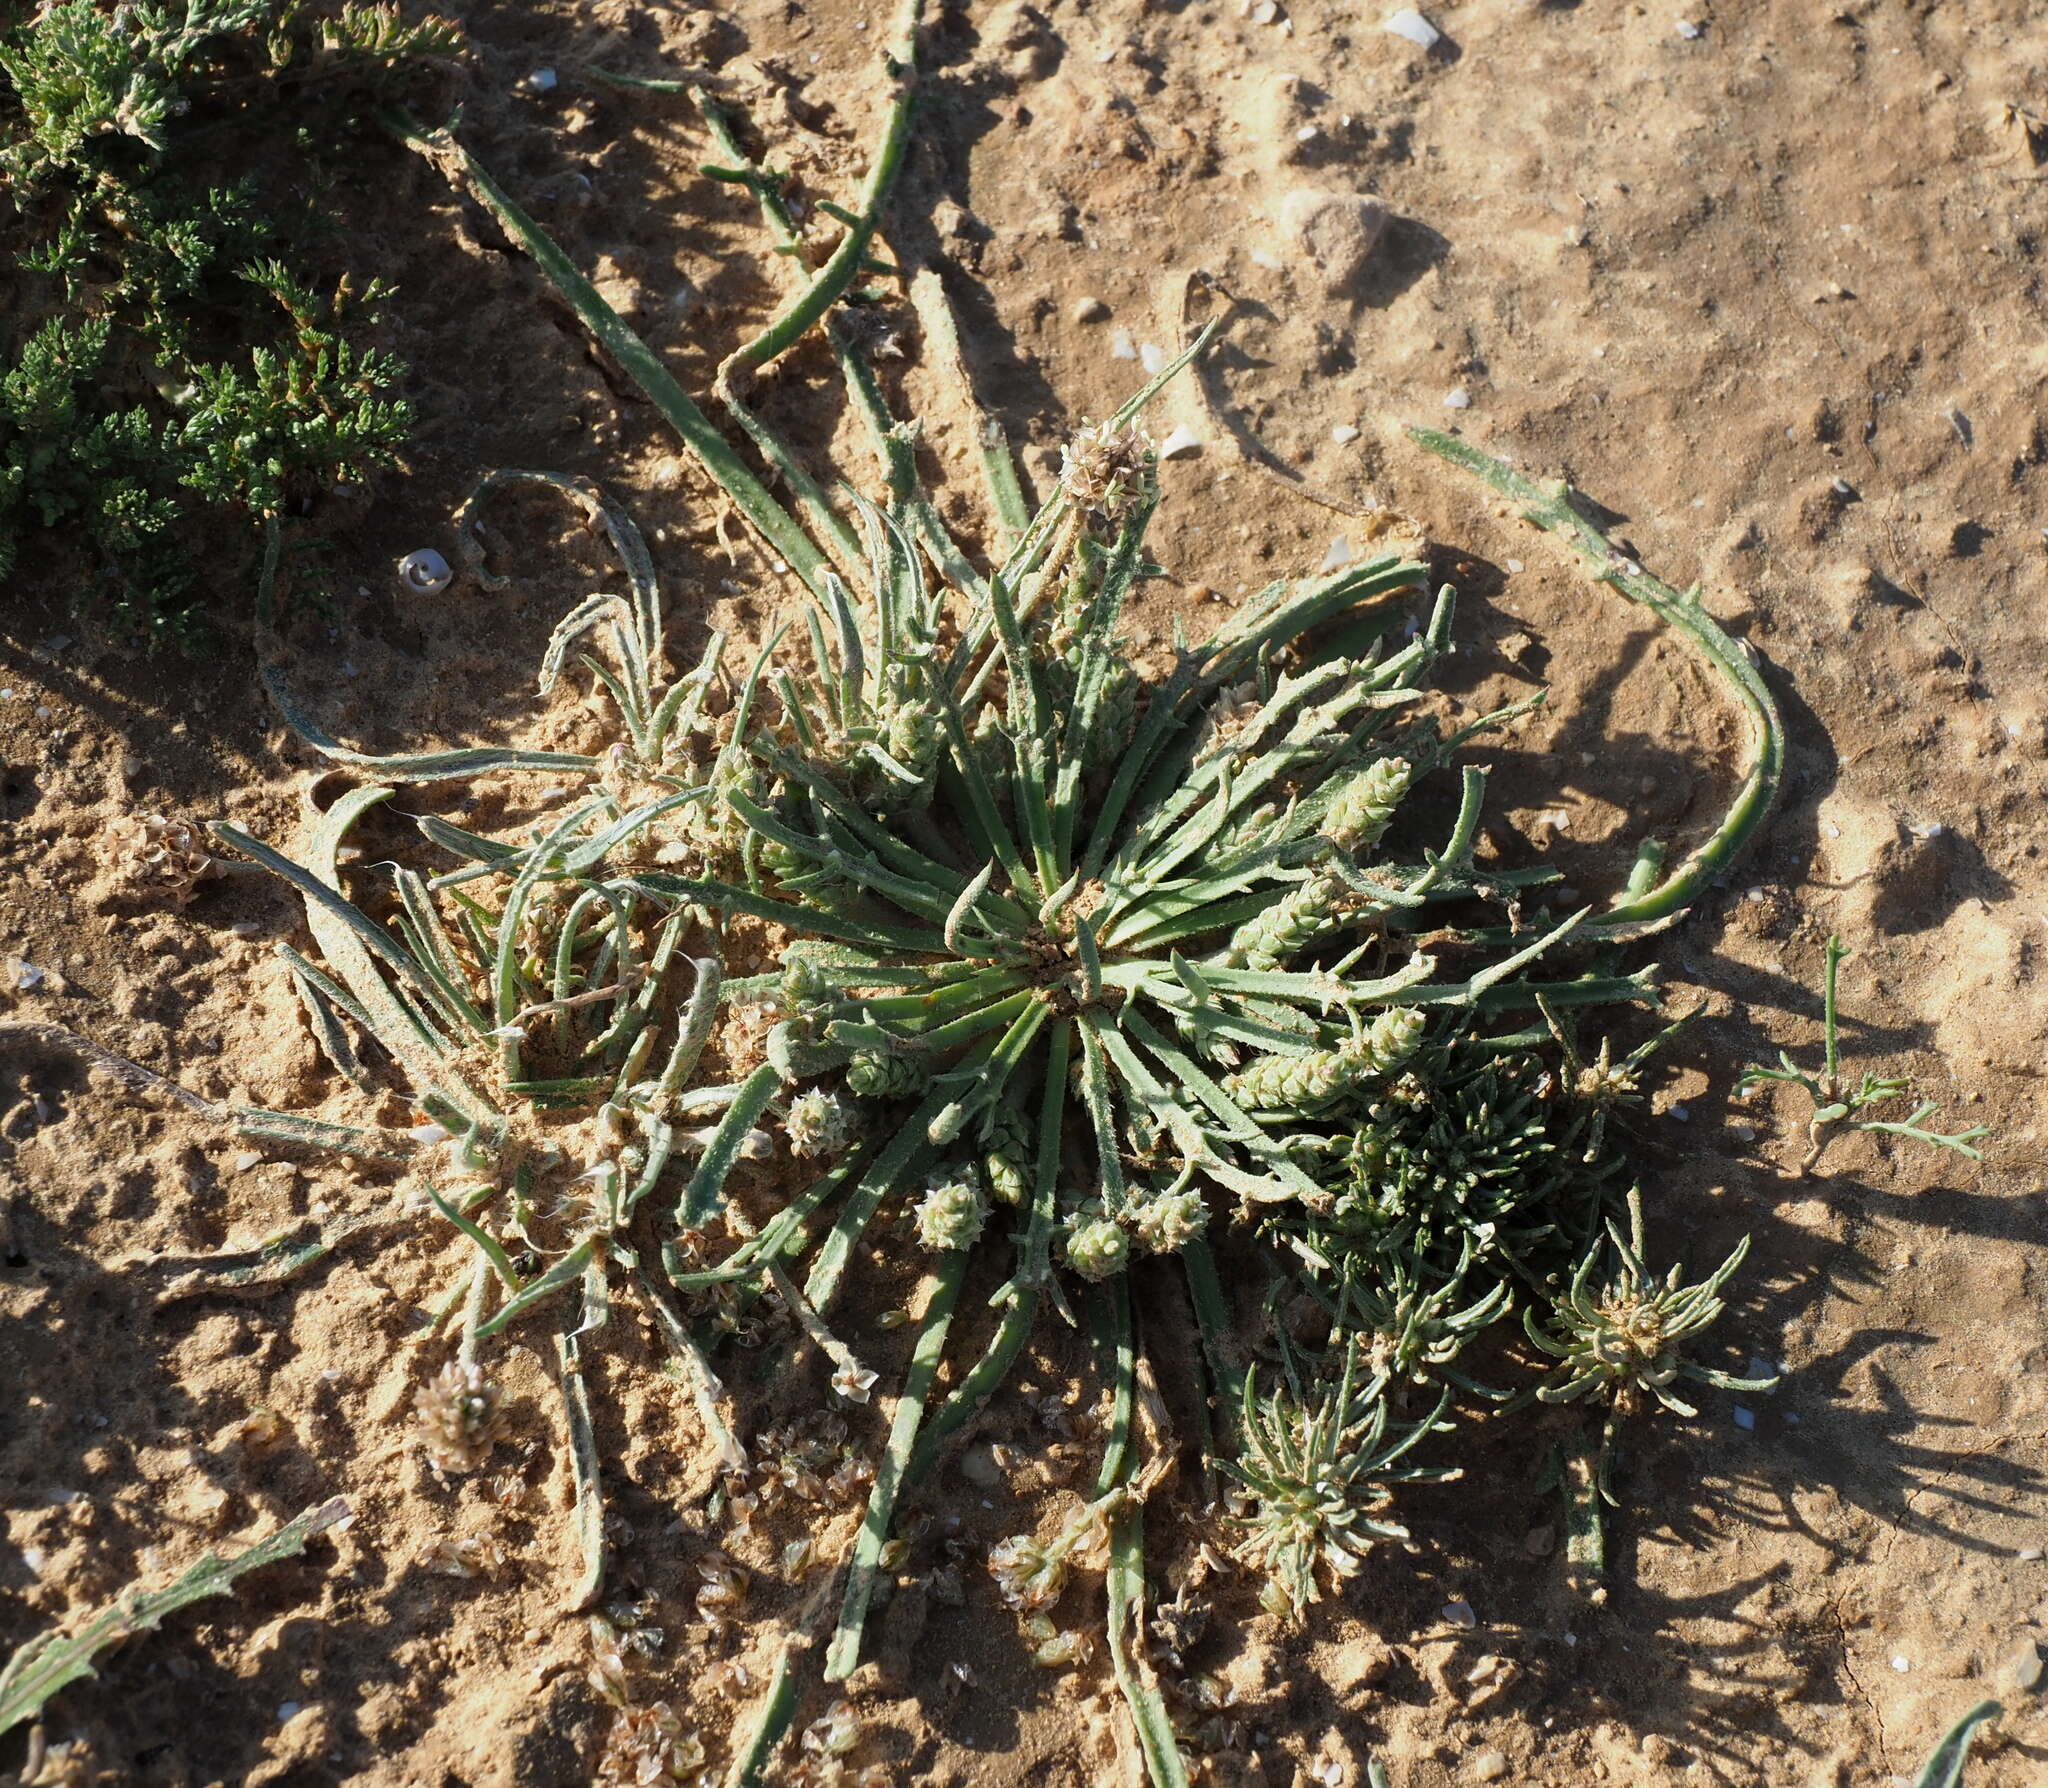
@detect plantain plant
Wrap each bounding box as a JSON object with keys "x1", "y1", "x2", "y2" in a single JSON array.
[{"x1": 31, "y1": 2, "x2": 1803, "y2": 1778}]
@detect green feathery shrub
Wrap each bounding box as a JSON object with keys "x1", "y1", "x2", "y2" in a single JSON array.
[{"x1": 0, "y1": 0, "x2": 456, "y2": 642}]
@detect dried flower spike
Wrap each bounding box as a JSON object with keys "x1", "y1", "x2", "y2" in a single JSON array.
[
  {"x1": 1059, "y1": 419, "x2": 1157, "y2": 524},
  {"x1": 414, "y1": 1362, "x2": 505, "y2": 1474},
  {"x1": 107, "y1": 812, "x2": 211, "y2": 902}
]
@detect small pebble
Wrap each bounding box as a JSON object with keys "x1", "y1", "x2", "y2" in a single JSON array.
[
  {"x1": 1442, "y1": 1599, "x2": 1478, "y2": 1629},
  {"x1": 1158, "y1": 425, "x2": 1202, "y2": 460},
  {"x1": 525, "y1": 67, "x2": 557, "y2": 93},
  {"x1": 1382, "y1": 6, "x2": 1441, "y2": 49},
  {"x1": 1524, "y1": 1524, "x2": 1555, "y2": 1558},
  {"x1": 1320, "y1": 535, "x2": 1357, "y2": 572},
  {"x1": 1444, "y1": 387, "x2": 1472, "y2": 409},
  {"x1": 15, "y1": 962, "x2": 45, "y2": 992},
  {"x1": 1280, "y1": 188, "x2": 1391, "y2": 293},
  {"x1": 959, "y1": 1446, "x2": 1002, "y2": 1489},
  {"x1": 1891, "y1": 1655, "x2": 1912, "y2": 1674},
  {"x1": 1109, "y1": 329, "x2": 1138, "y2": 361},
  {"x1": 1331, "y1": 424, "x2": 1361, "y2": 444},
  {"x1": 1139, "y1": 342, "x2": 1166, "y2": 375},
  {"x1": 1471, "y1": 1753, "x2": 1510, "y2": 1784},
  {"x1": 1072, "y1": 296, "x2": 1109, "y2": 323},
  {"x1": 1251, "y1": 0, "x2": 1279, "y2": 23},
  {"x1": 1505, "y1": 558, "x2": 1523, "y2": 572},
  {"x1": 1732, "y1": 1405, "x2": 1756, "y2": 1431},
  {"x1": 1674, "y1": 18, "x2": 1701, "y2": 38},
  {"x1": 2019, "y1": 1547, "x2": 2044, "y2": 1561},
  {"x1": 2005, "y1": 1638, "x2": 2045, "y2": 1693}
]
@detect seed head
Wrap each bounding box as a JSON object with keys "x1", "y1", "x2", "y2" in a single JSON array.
[
  {"x1": 1129, "y1": 1187, "x2": 1209, "y2": 1255},
  {"x1": 985, "y1": 1147, "x2": 1030, "y2": 1206},
  {"x1": 1060, "y1": 419, "x2": 1157, "y2": 524},
  {"x1": 1322, "y1": 756, "x2": 1413, "y2": 852},
  {"x1": 106, "y1": 812, "x2": 211, "y2": 902},
  {"x1": 846, "y1": 1049, "x2": 921, "y2": 1100},
  {"x1": 414, "y1": 1362, "x2": 504, "y2": 1474},
  {"x1": 915, "y1": 1175, "x2": 986, "y2": 1252},
  {"x1": 883, "y1": 697, "x2": 942, "y2": 770},
  {"x1": 988, "y1": 1534, "x2": 1067, "y2": 1611},
  {"x1": 1226, "y1": 871, "x2": 1343, "y2": 972},
  {"x1": 1063, "y1": 1215, "x2": 1129, "y2": 1281},
  {"x1": 786, "y1": 1088, "x2": 853, "y2": 1158}
]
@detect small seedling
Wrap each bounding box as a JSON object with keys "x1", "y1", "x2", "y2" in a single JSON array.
[
  {"x1": 1526, "y1": 1187, "x2": 1778, "y2": 1590},
  {"x1": 1738, "y1": 936, "x2": 1990, "y2": 1175}
]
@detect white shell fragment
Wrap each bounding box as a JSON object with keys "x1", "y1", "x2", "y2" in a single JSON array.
[
  {"x1": 525, "y1": 67, "x2": 558, "y2": 93},
  {"x1": 1331, "y1": 424, "x2": 1361, "y2": 444},
  {"x1": 1383, "y1": 8, "x2": 1441, "y2": 50},
  {"x1": 398, "y1": 548, "x2": 454, "y2": 595},
  {"x1": 1444, "y1": 387, "x2": 1472, "y2": 409},
  {"x1": 1158, "y1": 425, "x2": 1202, "y2": 460},
  {"x1": 1674, "y1": 19, "x2": 1702, "y2": 38}
]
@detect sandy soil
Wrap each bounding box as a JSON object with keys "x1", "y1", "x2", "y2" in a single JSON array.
[{"x1": 4, "y1": 0, "x2": 2047, "y2": 1784}]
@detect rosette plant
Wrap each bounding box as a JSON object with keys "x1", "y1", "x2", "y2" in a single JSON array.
[{"x1": 19, "y1": 7, "x2": 1791, "y2": 1779}]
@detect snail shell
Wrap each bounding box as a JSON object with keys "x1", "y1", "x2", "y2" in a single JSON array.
[{"x1": 398, "y1": 548, "x2": 453, "y2": 595}]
